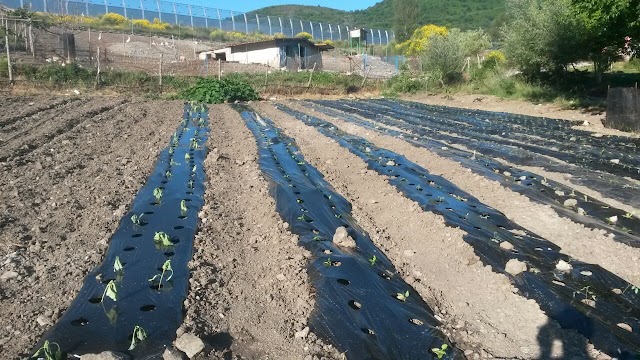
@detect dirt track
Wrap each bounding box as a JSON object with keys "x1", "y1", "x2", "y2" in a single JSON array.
[{"x1": 1, "y1": 95, "x2": 639, "y2": 359}]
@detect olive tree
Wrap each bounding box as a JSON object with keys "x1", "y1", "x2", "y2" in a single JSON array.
[{"x1": 501, "y1": 0, "x2": 588, "y2": 78}]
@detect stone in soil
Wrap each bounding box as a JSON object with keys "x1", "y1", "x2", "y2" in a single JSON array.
[
  {"x1": 80, "y1": 351, "x2": 130, "y2": 360},
  {"x1": 505, "y1": 259, "x2": 527, "y2": 275},
  {"x1": 333, "y1": 226, "x2": 356, "y2": 249},
  {"x1": 175, "y1": 333, "x2": 205, "y2": 359}
]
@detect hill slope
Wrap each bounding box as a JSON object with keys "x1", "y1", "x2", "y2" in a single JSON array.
[{"x1": 251, "y1": 0, "x2": 505, "y2": 31}]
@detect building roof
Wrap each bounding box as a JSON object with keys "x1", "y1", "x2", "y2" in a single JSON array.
[{"x1": 198, "y1": 38, "x2": 334, "y2": 54}]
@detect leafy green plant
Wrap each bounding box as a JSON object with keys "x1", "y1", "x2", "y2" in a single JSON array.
[
  {"x1": 149, "y1": 260, "x2": 174, "y2": 290},
  {"x1": 153, "y1": 187, "x2": 163, "y2": 203},
  {"x1": 154, "y1": 232, "x2": 174, "y2": 247},
  {"x1": 369, "y1": 255, "x2": 378, "y2": 266},
  {"x1": 31, "y1": 340, "x2": 62, "y2": 360},
  {"x1": 185, "y1": 153, "x2": 191, "y2": 161},
  {"x1": 180, "y1": 200, "x2": 188, "y2": 213},
  {"x1": 396, "y1": 290, "x2": 410, "y2": 302},
  {"x1": 128, "y1": 325, "x2": 148, "y2": 350},
  {"x1": 181, "y1": 77, "x2": 259, "y2": 104},
  {"x1": 431, "y1": 344, "x2": 448, "y2": 359},
  {"x1": 102, "y1": 280, "x2": 118, "y2": 303},
  {"x1": 165, "y1": 170, "x2": 172, "y2": 179},
  {"x1": 190, "y1": 138, "x2": 199, "y2": 149},
  {"x1": 114, "y1": 256, "x2": 124, "y2": 273},
  {"x1": 323, "y1": 258, "x2": 332, "y2": 267},
  {"x1": 131, "y1": 213, "x2": 144, "y2": 226}
]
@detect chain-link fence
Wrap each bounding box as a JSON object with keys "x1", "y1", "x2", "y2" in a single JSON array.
[{"x1": 1, "y1": 0, "x2": 395, "y2": 45}]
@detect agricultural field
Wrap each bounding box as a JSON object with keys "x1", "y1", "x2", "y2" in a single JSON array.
[{"x1": 0, "y1": 95, "x2": 639, "y2": 359}]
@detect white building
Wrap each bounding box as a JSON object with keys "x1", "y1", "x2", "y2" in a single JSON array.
[{"x1": 198, "y1": 38, "x2": 333, "y2": 70}]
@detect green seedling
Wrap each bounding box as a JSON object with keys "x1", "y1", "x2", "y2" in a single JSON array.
[
  {"x1": 131, "y1": 214, "x2": 144, "y2": 226},
  {"x1": 396, "y1": 290, "x2": 410, "y2": 302},
  {"x1": 623, "y1": 284, "x2": 640, "y2": 295},
  {"x1": 180, "y1": 200, "x2": 188, "y2": 213},
  {"x1": 105, "y1": 306, "x2": 118, "y2": 325},
  {"x1": 369, "y1": 255, "x2": 377, "y2": 266},
  {"x1": 153, "y1": 187, "x2": 163, "y2": 203},
  {"x1": 149, "y1": 259, "x2": 174, "y2": 290},
  {"x1": 185, "y1": 153, "x2": 191, "y2": 161},
  {"x1": 169, "y1": 147, "x2": 174, "y2": 155},
  {"x1": 101, "y1": 280, "x2": 118, "y2": 303},
  {"x1": 190, "y1": 138, "x2": 199, "y2": 149},
  {"x1": 114, "y1": 256, "x2": 124, "y2": 273},
  {"x1": 431, "y1": 344, "x2": 448, "y2": 359},
  {"x1": 128, "y1": 325, "x2": 148, "y2": 350},
  {"x1": 323, "y1": 258, "x2": 332, "y2": 267},
  {"x1": 31, "y1": 340, "x2": 62, "y2": 360},
  {"x1": 170, "y1": 159, "x2": 181, "y2": 166},
  {"x1": 192, "y1": 165, "x2": 197, "y2": 173},
  {"x1": 154, "y1": 232, "x2": 173, "y2": 247},
  {"x1": 165, "y1": 170, "x2": 172, "y2": 179},
  {"x1": 623, "y1": 212, "x2": 635, "y2": 219},
  {"x1": 188, "y1": 179, "x2": 194, "y2": 189}
]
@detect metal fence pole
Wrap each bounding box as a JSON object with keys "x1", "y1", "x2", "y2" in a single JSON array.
[
  {"x1": 173, "y1": 2, "x2": 177, "y2": 25},
  {"x1": 43, "y1": 0, "x2": 47, "y2": 14},
  {"x1": 103, "y1": 0, "x2": 108, "y2": 14},
  {"x1": 85, "y1": 0, "x2": 89, "y2": 16},
  {"x1": 5, "y1": 33, "x2": 13, "y2": 85},
  {"x1": 20, "y1": 0, "x2": 24, "y2": 9},
  {"x1": 267, "y1": 16, "x2": 272, "y2": 36},
  {"x1": 122, "y1": 0, "x2": 128, "y2": 19},
  {"x1": 188, "y1": 5, "x2": 193, "y2": 27},
  {"x1": 231, "y1": 10, "x2": 235, "y2": 31},
  {"x1": 217, "y1": 8, "x2": 221, "y2": 29},
  {"x1": 156, "y1": 0, "x2": 161, "y2": 21},
  {"x1": 243, "y1": 13, "x2": 248, "y2": 34},
  {"x1": 203, "y1": 7, "x2": 208, "y2": 28},
  {"x1": 140, "y1": 0, "x2": 144, "y2": 20}
]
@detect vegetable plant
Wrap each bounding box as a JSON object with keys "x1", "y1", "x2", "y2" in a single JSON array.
[
  {"x1": 31, "y1": 340, "x2": 62, "y2": 360},
  {"x1": 114, "y1": 256, "x2": 124, "y2": 273},
  {"x1": 153, "y1": 187, "x2": 163, "y2": 203},
  {"x1": 154, "y1": 232, "x2": 173, "y2": 247},
  {"x1": 149, "y1": 260, "x2": 173, "y2": 290},
  {"x1": 431, "y1": 344, "x2": 448, "y2": 359},
  {"x1": 131, "y1": 213, "x2": 145, "y2": 226},
  {"x1": 369, "y1": 255, "x2": 377, "y2": 266},
  {"x1": 396, "y1": 290, "x2": 410, "y2": 302},
  {"x1": 101, "y1": 280, "x2": 118, "y2": 303},
  {"x1": 185, "y1": 153, "x2": 191, "y2": 161},
  {"x1": 323, "y1": 258, "x2": 332, "y2": 267},
  {"x1": 165, "y1": 170, "x2": 172, "y2": 179},
  {"x1": 180, "y1": 200, "x2": 187, "y2": 213},
  {"x1": 128, "y1": 325, "x2": 148, "y2": 350}
]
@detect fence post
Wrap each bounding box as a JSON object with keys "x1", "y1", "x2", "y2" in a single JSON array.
[
  {"x1": 156, "y1": 0, "x2": 161, "y2": 22},
  {"x1": 188, "y1": 5, "x2": 193, "y2": 28},
  {"x1": 173, "y1": 3, "x2": 177, "y2": 25},
  {"x1": 29, "y1": 22, "x2": 34, "y2": 58},
  {"x1": 307, "y1": 62, "x2": 316, "y2": 88},
  {"x1": 43, "y1": 0, "x2": 47, "y2": 13},
  {"x1": 159, "y1": 54, "x2": 163, "y2": 91},
  {"x1": 203, "y1": 7, "x2": 208, "y2": 28},
  {"x1": 140, "y1": 0, "x2": 145, "y2": 20},
  {"x1": 95, "y1": 46, "x2": 101, "y2": 89},
  {"x1": 103, "y1": 0, "x2": 107, "y2": 14},
  {"x1": 122, "y1": 0, "x2": 128, "y2": 19},
  {"x1": 5, "y1": 34, "x2": 13, "y2": 85},
  {"x1": 217, "y1": 58, "x2": 221, "y2": 80},
  {"x1": 217, "y1": 8, "x2": 221, "y2": 30}
]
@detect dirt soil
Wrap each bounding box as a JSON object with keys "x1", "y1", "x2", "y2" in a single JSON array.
[
  {"x1": 401, "y1": 93, "x2": 640, "y2": 138},
  {"x1": 0, "y1": 95, "x2": 183, "y2": 358},
  {"x1": 253, "y1": 102, "x2": 608, "y2": 359},
  {"x1": 2, "y1": 94, "x2": 636, "y2": 360}
]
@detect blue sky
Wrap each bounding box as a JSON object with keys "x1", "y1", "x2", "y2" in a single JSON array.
[{"x1": 189, "y1": 1, "x2": 380, "y2": 13}]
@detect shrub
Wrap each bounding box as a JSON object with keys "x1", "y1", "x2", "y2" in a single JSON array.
[
  {"x1": 0, "y1": 57, "x2": 9, "y2": 79},
  {"x1": 132, "y1": 19, "x2": 151, "y2": 27},
  {"x1": 181, "y1": 77, "x2": 259, "y2": 103},
  {"x1": 484, "y1": 50, "x2": 507, "y2": 69},
  {"x1": 101, "y1": 13, "x2": 126, "y2": 26},
  {"x1": 295, "y1": 32, "x2": 313, "y2": 40}
]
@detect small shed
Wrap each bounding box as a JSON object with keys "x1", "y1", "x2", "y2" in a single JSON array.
[{"x1": 198, "y1": 38, "x2": 333, "y2": 70}]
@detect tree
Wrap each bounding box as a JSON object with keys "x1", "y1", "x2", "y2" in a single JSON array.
[
  {"x1": 571, "y1": 0, "x2": 640, "y2": 81},
  {"x1": 393, "y1": 0, "x2": 422, "y2": 43},
  {"x1": 502, "y1": 0, "x2": 588, "y2": 78},
  {"x1": 396, "y1": 24, "x2": 448, "y2": 56}
]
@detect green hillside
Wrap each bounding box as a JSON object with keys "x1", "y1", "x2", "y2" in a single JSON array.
[{"x1": 250, "y1": 0, "x2": 505, "y2": 31}]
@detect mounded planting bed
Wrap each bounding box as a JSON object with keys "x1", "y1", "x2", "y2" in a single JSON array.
[{"x1": 1, "y1": 95, "x2": 639, "y2": 360}]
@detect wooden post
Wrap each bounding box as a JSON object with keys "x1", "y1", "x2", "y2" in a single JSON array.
[
  {"x1": 264, "y1": 68, "x2": 268, "y2": 88},
  {"x1": 5, "y1": 34, "x2": 13, "y2": 85},
  {"x1": 218, "y1": 58, "x2": 221, "y2": 80},
  {"x1": 95, "y1": 47, "x2": 101, "y2": 89},
  {"x1": 159, "y1": 54, "x2": 163, "y2": 91},
  {"x1": 307, "y1": 62, "x2": 317, "y2": 88},
  {"x1": 360, "y1": 65, "x2": 370, "y2": 88},
  {"x1": 28, "y1": 23, "x2": 34, "y2": 58}
]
